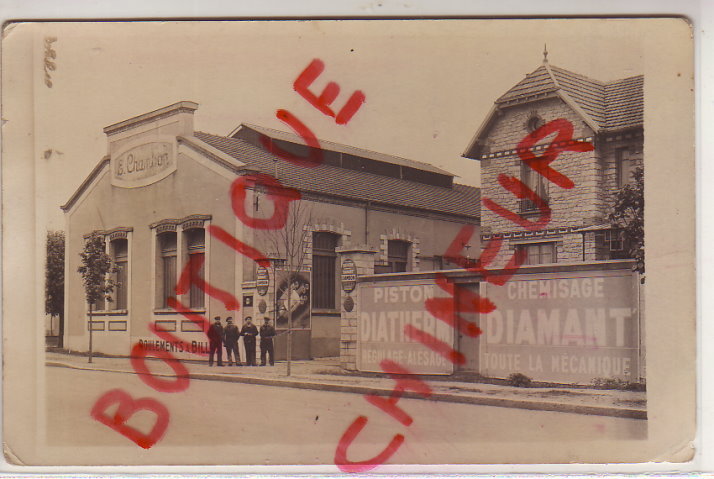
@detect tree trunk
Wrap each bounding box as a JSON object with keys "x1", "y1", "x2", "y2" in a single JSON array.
[{"x1": 88, "y1": 303, "x2": 93, "y2": 364}]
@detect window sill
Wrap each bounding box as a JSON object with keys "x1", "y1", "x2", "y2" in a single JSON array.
[
  {"x1": 91, "y1": 310, "x2": 128, "y2": 316},
  {"x1": 519, "y1": 209, "x2": 543, "y2": 218},
  {"x1": 312, "y1": 308, "x2": 341, "y2": 316},
  {"x1": 153, "y1": 308, "x2": 206, "y2": 315}
]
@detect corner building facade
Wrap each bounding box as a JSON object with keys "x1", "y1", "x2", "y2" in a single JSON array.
[{"x1": 62, "y1": 101, "x2": 480, "y2": 360}]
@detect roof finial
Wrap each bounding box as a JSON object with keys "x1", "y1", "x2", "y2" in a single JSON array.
[{"x1": 543, "y1": 43, "x2": 549, "y2": 63}]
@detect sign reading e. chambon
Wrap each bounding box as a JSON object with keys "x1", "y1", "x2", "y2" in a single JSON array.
[{"x1": 112, "y1": 141, "x2": 176, "y2": 188}]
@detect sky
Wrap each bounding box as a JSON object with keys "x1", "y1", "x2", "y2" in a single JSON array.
[{"x1": 10, "y1": 19, "x2": 646, "y2": 230}]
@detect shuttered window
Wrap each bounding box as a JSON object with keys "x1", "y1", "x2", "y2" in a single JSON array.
[{"x1": 312, "y1": 232, "x2": 339, "y2": 309}]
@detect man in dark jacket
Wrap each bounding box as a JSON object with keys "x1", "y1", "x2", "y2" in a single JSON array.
[
  {"x1": 224, "y1": 317, "x2": 241, "y2": 366},
  {"x1": 207, "y1": 316, "x2": 225, "y2": 367},
  {"x1": 240, "y1": 317, "x2": 259, "y2": 366},
  {"x1": 259, "y1": 317, "x2": 276, "y2": 366}
]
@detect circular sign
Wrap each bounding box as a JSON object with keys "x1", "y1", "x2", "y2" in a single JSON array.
[
  {"x1": 341, "y1": 259, "x2": 357, "y2": 293},
  {"x1": 343, "y1": 295, "x2": 354, "y2": 312},
  {"x1": 258, "y1": 300, "x2": 267, "y2": 314},
  {"x1": 256, "y1": 267, "x2": 269, "y2": 296}
]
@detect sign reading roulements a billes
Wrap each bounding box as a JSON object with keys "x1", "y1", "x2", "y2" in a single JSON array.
[
  {"x1": 341, "y1": 259, "x2": 357, "y2": 293},
  {"x1": 256, "y1": 267, "x2": 270, "y2": 296},
  {"x1": 111, "y1": 140, "x2": 177, "y2": 188}
]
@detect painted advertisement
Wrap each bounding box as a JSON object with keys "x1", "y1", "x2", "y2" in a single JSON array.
[
  {"x1": 480, "y1": 271, "x2": 640, "y2": 384},
  {"x1": 358, "y1": 280, "x2": 455, "y2": 375},
  {"x1": 275, "y1": 271, "x2": 311, "y2": 329}
]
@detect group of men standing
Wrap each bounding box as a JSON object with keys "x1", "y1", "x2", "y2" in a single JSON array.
[{"x1": 206, "y1": 316, "x2": 276, "y2": 367}]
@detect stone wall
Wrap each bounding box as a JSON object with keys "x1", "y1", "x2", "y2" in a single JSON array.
[{"x1": 337, "y1": 247, "x2": 376, "y2": 370}]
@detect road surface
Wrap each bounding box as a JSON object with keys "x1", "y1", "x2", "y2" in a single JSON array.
[{"x1": 40, "y1": 366, "x2": 646, "y2": 467}]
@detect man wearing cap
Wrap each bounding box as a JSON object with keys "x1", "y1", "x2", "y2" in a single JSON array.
[
  {"x1": 240, "y1": 317, "x2": 259, "y2": 366},
  {"x1": 224, "y1": 317, "x2": 241, "y2": 366},
  {"x1": 259, "y1": 317, "x2": 276, "y2": 366},
  {"x1": 207, "y1": 316, "x2": 225, "y2": 367}
]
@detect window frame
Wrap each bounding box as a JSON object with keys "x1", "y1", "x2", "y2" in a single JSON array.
[
  {"x1": 519, "y1": 161, "x2": 549, "y2": 214},
  {"x1": 312, "y1": 231, "x2": 340, "y2": 311},
  {"x1": 387, "y1": 239, "x2": 411, "y2": 273},
  {"x1": 184, "y1": 227, "x2": 206, "y2": 310},
  {"x1": 515, "y1": 242, "x2": 557, "y2": 265},
  {"x1": 110, "y1": 238, "x2": 129, "y2": 311},
  {"x1": 157, "y1": 231, "x2": 178, "y2": 309}
]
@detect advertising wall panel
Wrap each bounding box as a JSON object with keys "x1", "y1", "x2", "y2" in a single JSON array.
[
  {"x1": 480, "y1": 270, "x2": 640, "y2": 383},
  {"x1": 358, "y1": 279, "x2": 455, "y2": 375}
]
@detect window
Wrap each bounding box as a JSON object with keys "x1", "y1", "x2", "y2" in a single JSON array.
[
  {"x1": 312, "y1": 232, "x2": 339, "y2": 309},
  {"x1": 516, "y1": 242, "x2": 557, "y2": 265},
  {"x1": 158, "y1": 232, "x2": 177, "y2": 308},
  {"x1": 111, "y1": 238, "x2": 128, "y2": 310},
  {"x1": 616, "y1": 148, "x2": 635, "y2": 188},
  {"x1": 597, "y1": 229, "x2": 629, "y2": 260},
  {"x1": 519, "y1": 162, "x2": 549, "y2": 213},
  {"x1": 185, "y1": 228, "x2": 205, "y2": 309},
  {"x1": 387, "y1": 240, "x2": 410, "y2": 272}
]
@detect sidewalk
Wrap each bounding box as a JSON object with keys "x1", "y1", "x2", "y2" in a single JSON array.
[{"x1": 46, "y1": 351, "x2": 646, "y2": 420}]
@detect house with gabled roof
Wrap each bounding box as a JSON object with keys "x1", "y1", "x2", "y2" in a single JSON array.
[
  {"x1": 463, "y1": 50, "x2": 643, "y2": 266},
  {"x1": 61, "y1": 101, "x2": 480, "y2": 360}
]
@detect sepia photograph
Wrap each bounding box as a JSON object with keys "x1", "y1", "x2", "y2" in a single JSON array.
[{"x1": 1, "y1": 17, "x2": 695, "y2": 469}]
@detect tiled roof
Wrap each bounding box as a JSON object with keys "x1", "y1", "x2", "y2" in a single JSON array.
[
  {"x1": 496, "y1": 63, "x2": 643, "y2": 132},
  {"x1": 234, "y1": 123, "x2": 453, "y2": 176},
  {"x1": 194, "y1": 131, "x2": 480, "y2": 220}
]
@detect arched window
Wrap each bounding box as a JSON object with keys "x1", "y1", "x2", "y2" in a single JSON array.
[{"x1": 312, "y1": 232, "x2": 340, "y2": 309}]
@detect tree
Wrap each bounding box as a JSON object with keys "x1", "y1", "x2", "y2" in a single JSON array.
[
  {"x1": 45, "y1": 231, "x2": 65, "y2": 347},
  {"x1": 261, "y1": 200, "x2": 312, "y2": 376},
  {"x1": 609, "y1": 166, "x2": 644, "y2": 277},
  {"x1": 77, "y1": 232, "x2": 114, "y2": 363}
]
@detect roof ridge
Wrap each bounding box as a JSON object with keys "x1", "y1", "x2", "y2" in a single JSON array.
[{"x1": 231, "y1": 124, "x2": 453, "y2": 176}]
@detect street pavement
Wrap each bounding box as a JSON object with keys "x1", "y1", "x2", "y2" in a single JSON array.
[
  {"x1": 42, "y1": 366, "x2": 647, "y2": 467},
  {"x1": 46, "y1": 351, "x2": 647, "y2": 419}
]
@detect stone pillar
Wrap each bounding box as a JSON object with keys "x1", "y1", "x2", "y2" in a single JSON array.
[{"x1": 336, "y1": 246, "x2": 377, "y2": 371}]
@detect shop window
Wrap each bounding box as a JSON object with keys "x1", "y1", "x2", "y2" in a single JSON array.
[
  {"x1": 519, "y1": 162, "x2": 549, "y2": 213},
  {"x1": 387, "y1": 240, "x2": 411, "y2": 272},
  {"x1": 515, "y1": 242, "x2": 557, "y2": 265},
  {"x1": 185, "y1": 228, "x2": 206, "y2": 309},
  {"x1": 110, "y1": 238, "x2": 128, "y2": 310},
  {"x1": 616, "y1": 148, "x2": 635, "y2": 188},
  {"x1": 312, "y1": 232, "x2": 339, "y2": 310},
  {"x1": 157, "y1": 232, "x2": 177, "y2": 308}
]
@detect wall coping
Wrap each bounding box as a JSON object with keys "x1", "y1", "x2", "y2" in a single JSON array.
[{"x1": 358, "y1": 259, "x2": 637, "y2": 283}]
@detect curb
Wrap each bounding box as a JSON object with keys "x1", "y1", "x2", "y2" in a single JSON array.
[{"x1": 46, "y1": 361, "x2": 647, "y2": 420}]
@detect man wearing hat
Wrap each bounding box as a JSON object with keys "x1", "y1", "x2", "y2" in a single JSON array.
[
  {"x1": 240, "y1": 316, "x2": 259, "y2": 366},
  {"x1": 259, "y1": 317, "x2": 276, "y2": 366},
  {"x1": 224, "y1": 317, "x2": 241, "y2": 366},
  {"x1": 207, "y1": 316, "x2": 225, "y2": 367}
]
